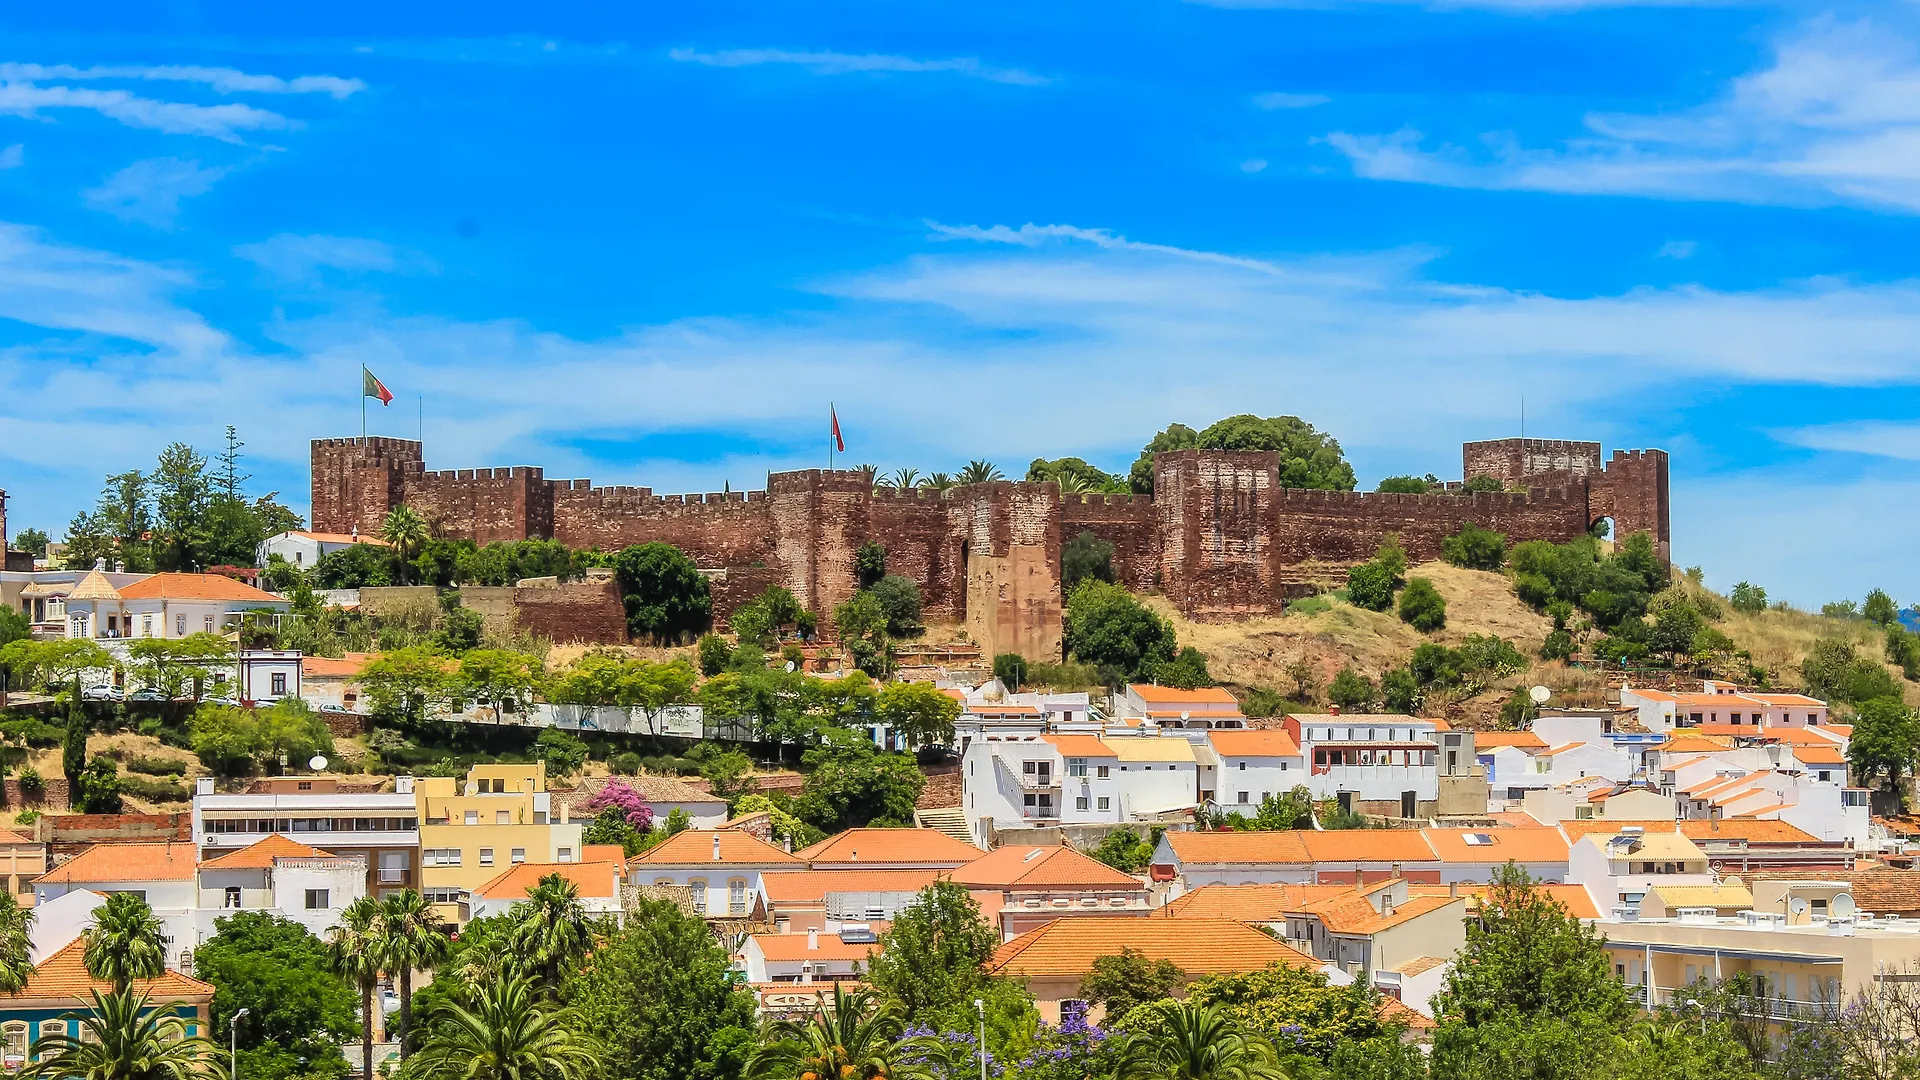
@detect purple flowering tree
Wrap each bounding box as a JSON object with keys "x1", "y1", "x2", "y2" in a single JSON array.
[
  {"x1": 1006, "y1": 1003, "x2": 1122, "y2": 1080},
  {"x1": 582, "y1": 777, "x2": 655, "y2": 831},
  {"x1": 899, "y1": 1025, "x2": 1002, "y2": 1080}
]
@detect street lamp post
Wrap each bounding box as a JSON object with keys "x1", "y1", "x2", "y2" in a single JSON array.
[
  {"x1": 230, "y1": 1007, "x2": 249, "y2": 1080},
  {"x1": 974, "y1": 998, "x2": 986, "y2": 1080}
]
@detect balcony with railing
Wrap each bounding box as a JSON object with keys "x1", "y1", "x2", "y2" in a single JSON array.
[{"x1": 1630, "y1": 985, "x2": 1842, "y2": 1022}]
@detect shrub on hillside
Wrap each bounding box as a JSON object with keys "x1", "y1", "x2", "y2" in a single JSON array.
[
  {"x1": 1398, "y1": 578, "x2": 1447, "y2": 632},
  {"x1": 1440, "y1": 523, "x2": 1507, "y2": 571}
]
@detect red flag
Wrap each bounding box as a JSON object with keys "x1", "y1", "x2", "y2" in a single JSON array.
[
  {"x1": 831, "y1": 406, "x2": 845, "y2": 453},
  {"x1": 362, "y1": 366, "x2": 394, "y2": 406}
]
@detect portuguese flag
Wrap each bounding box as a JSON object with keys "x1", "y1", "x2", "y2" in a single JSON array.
[{"x1": 362, "y1": 366, "x2": 394, "y2": 405}]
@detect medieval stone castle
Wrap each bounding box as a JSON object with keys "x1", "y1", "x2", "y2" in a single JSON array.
[{"x1": 311, "y1": 436, "x2": 1669, "y2": 660}]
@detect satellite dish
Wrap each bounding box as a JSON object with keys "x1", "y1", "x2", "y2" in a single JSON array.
[
  {"x1": 1832, "y1": 892, "x2": 1857, "y2": 918},
  {"x1": 1790, "y1": 898, "x2": 1809, "y2": 915},
  {"x1": 784, "y1": 661, "x2": 797, "y2": 673},
  {"x1": 1723, "y1": 874, "x2": 1742, "y2": 888},
  {"x1": 1180, "y1": 711, "x2": 1191, "y2": 722},
  {"x1": 1529, "y1": 685, "x2": 1552, "y2": 705},
  {"x1": 308, "y1": 755, "x2": 328, "y2": 771}
]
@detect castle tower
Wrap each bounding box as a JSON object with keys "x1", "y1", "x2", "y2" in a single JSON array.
[{"x1": 310, "y1": 437, "x2": 423, "y2": 536}]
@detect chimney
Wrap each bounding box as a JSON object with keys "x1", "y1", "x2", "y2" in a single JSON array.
[
  {"x1": 350, "y1": 524, "x2": 358, "y2": 538},
  {"x1": 712, "y1": 834, "x2": 722, "y2": 861},
  {"x1": 850, "y1": 849, "x2": 858, "y2": 863},
  {"x1": 1449, "y1": 880, "x2": 1459, "y2": 898},
  {"x1": 1391, "y1": 862, "x2": 1402, "y2": 879},
  {"x1": 784, "y1": 836, "x2": 793, "y2": 854},
  {"x1": 1329, "y1": 704, "x2": 1340, "y2": 716},
  {"x1": 807, "y1": 928, "x2": 819, "y2": 951}
]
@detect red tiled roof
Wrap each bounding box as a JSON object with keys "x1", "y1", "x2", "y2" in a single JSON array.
[
  {"x1": 1207, "y1": 730, "x2": 1303, "y2": 757},
  {"x1": 113, "y1": 573, "x2": 285, "y2": 604},
  {"x1": 1299, "y1": 831, "x2": 1437, "y2": 864},
  {"x1": 988, "y1": 917, "x2": 1315, "y2": 978},
  {"x1": 23, "y1": 940, "x2": 212, "y2": 1001},
  {"x1": 947, "y1": 846, "x2": 1142, "y2": 890},
  {"x1": 796, "y1": 829, "x2": 982, "y2": 866},
  {"x1": 37, "y1": 843, "x2": 195, "y2": 884},
  {"x1": 198, "y1": 834, "x2": 335, "y2": 870},
  {"x1": 628, "y1": 829, "x2": 802, "y2": 867},
  {"x1": 1044, "y1": 735, "x2": 1117, "y2": 758},
  {"x1": 751, "y1": 932, "x2": 881, "y2": 962},
  {"x1": 757, "y1": 869, "x2": 943, "y2": 904},
  {"x1": 475, "y1": 861, "x2": 620, "y2": 900},
  {"x1": 1164, "y1": 831, "x2": 1311, "y2": 866},
  {"x1": 1162, "y1": 884, "x2": 1354, "y2": 921},
  {"x1": 1420, "y1": 827, "x2": 1570, "y2": 864}
]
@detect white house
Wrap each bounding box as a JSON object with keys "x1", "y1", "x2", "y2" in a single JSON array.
[
  {"x1": 1621, "y1": 681, "x2": 1831, "y2": 734},
  {"x1": 1114, "y1": 684, "x2": 1246, "y2": 727},
  {"x1": 468, "y1": 860, "x2": 624, "y2": 921},
  {"x1": 1281, "y1": 713, "x2": 1442, "y2": 819},
  {"x1": 555, "y1": 776, "x2": 729, "y2": 832},
  {"x1": 32, "y1": 843, "x2": 199, "y2": 970},
  {"x1": 960, "y1": 732, "x2": 1201, "y2": 846},
  {"x1": 626, "y1": 830, "x2": 804, "y2": 919},
  {"x1": 192, "y1": 834, "x2": 368, "y2": 943},
  {"x1": 61, "y1": 571, "x2": 290, "y2": 648},
  {"x1": 257, "y1": 530, "x2": 391, "y2": 572},
  {"x1": 1199, "y1": 729, "x2": 1305, "y2": 812},
  {"x1": 1566, "y1": 829, "x2": 1714, "y2": 914},
  {"x1": 739, "y1": 927, "x2": 880, "y2": 985}
]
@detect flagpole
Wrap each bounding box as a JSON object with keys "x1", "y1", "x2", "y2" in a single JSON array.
[
  {"x1": 361, "y1": 369, "x2": 367, "y2": 440},
  {"x1": 829, "y1": 402, "x2": 835, "y2": 473}
]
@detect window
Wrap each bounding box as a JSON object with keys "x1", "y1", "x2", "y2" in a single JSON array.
[
  {"x1": 305, "y1": 889, "x2": 329, "y2": 910},
  {"x1": 3, "y1": 1021, "x2": 25, "y2": 1060},
  {"x1": 141, "y1": 615, "x2": 153, "y2": 636},
  {"x1": 557, "y1": 847, "x2": 573, "y2": 862},
  {"x1": 270, "y1": 673, "x2": 287, "y2": 695},
  {"x1": 423, "y1": 887, "x2": 464, "y2": 904},
  {"x1": 511, "y1": 848, "x2": 526, "y2": 864},
  {"x1": 1097, "y1": 796, "x2": 1110, "y2": 811},
  {"x1": 224, "y1": 886, "x2": 242, "y2": 909},
  {"x1": 1237, "y1": 791, "x2": 1250, "y2": 804},
  {"x1": 1076, "y1": 796, "x2": 1089, "y2": 811},
  {"x1": 689, "y1": 880, "x2": 707, "y2": 911},
  {"x1": 1067, "y1": 758, "x2": 1088, "y2": 778},
  {"x1": 204, "y1": 615, "x2": 215, "y2": 633},
  {"x1": 1096, "y1": 765, "x2": 1110, "y2": 779},
  {"x1": 424, "y1": 848, "x2": 462, "y2": 867},
  {"x1": 729, "y1": 879, "x2": 747, "y2": 915},
  {"x1": 480, "y1": 848, "x2": 495, "y2": 866},
  {"x1": 465, "y1": 811, "x2": 479, "y2": 825},
  {"x1": 496, "y1": 811, "x2": 511, "y2": 824},
  {"x1": 176, "y1": 614, "x2": 187, "y2": 635},
  {"x1": 36, "y1": 1020, "x2": 62, "y2": 1057},
  {"x1": 1462, "y1": 833, "x2": 1496, "y2": 846},
  {"x1": 1238, "y1": 762, "x2": 1247, "y2": 771}
]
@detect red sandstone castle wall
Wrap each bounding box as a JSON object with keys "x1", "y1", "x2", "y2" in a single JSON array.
[
  {"x1": 1273, "y1": 486, "x2": 1591, "y2": 579},
  {"x1": 1155, "y1": 451, "x2": 1280, "y2": 620},
  {"x1": 1590, "y1": 449, "x2": 1671, "y2": 559},
  {"x1": 310, "y1": 437, "x2": 423, "y2": 536},
  {"x1": 1059, "y1": 492, "x2": 1160, "y2": 593},
  {"x1": 1462, "y1": 438, "x2": 1603, "y2": 489},
  {"x1": 868, "y1": 487, "x2": 968, "y2": 623},
  {"x1": 406, "y1": 466, "x2": 551, "y2": 544}
]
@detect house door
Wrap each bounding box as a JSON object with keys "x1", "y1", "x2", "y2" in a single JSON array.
[
  {"x1": 1401, "y1": 791, "x2": 1416, "y2": 819},
  {"x1": 1337, "y1": 791, "x2": 1354, "y2": 813}
]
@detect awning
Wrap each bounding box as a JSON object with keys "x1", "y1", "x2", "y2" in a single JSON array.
[{"x1": 1606, "y1": 941, "x2": 1844, "y2": 964}]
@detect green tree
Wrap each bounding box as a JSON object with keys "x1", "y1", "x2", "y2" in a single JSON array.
[
  {"x1": 1064, "y1": 580, "x2": 1176, "y2": 683},
  {"x1": 1128, "y1": 423, "x2": 1201, "y2": 494},
  {"x1": 1463, "y1": 475, "x2": 1505, "y2": 493},
  {"x1": 1327, "y1": 667, "x2": 1376, "y2": 710},
  {"x1": 74, "y1": 758, "x2": 122, "y2": 814},
  {"x1": 1440, "y1": 523, "x2": 1507, "y2": 570},
  {"x1": 0, "y1": 892, "x2": 35, "y2": 994},
  {"x1": 834, "y1": 591, "x2": 893, "y2": 677},
  {"x1": 312, "y1": 542, "x2": 399, "y2": 589},
  {"x1": 747, "y1": 983, "x2": 904, "y2": 1080},
  {"x1": 854, "y1": 541, "x2": 888, "y2": 589},
  {"x1": 1376, "y1": 475, "x2": 1436, "y2": 494},
  {"x1": 1087, "y1": 828, "x2": 1157, "y2": 872},
  {"x1": 1866, "y1": 588, "x2": 1900, "y2": 628},
  {"x1": 11, "y1": 528, "x2": 48, "y2": 557},
  {"x1": 610, "y1": 542, "x2": 712, "y2": 644},
  {"x1": 958, "y1": 460, "x2": 1004, "y2": 485},
  {"x1": 1184, "y1": 961, "x2": 1395, "y2": 1064},
  {"x1": 1084, "y1": 949, "x2": 1184, "y2": 1025},
  {"x1": 509, "y1": 874, "x2": 597, "y2": 996},
  {"x1": 83, "y1": 892, "x2": 169, "y2": 992},
  {"x1": 1849, "y1": 696, "x2": 1918, "y2": 795},
  {"x1": 864, "y1": 882, "x2": 1029, "y2": 1038},
  {"x1": 792, "y1": 740, "x2": 925, "y2": 833},
  {"x1": 127, "y1": 634, "x2": 234, "y2": 700},
  {"x1": 1802, "y1": 638, "x2": 1903, "y2": 706},
  {"x1": 197, "y1": 911, "x2": 356, "y2": 1080},
  {"x1": 380, "y1": 506, "x2": 431, "y2": 586},
  {"x1": 1063, "y1": 530, "x2": 1118, "y2": 591},
  {"x1": 405, "y1": 977, "x2": 600, "y2": 1080},
  {"x1": 535, "y1": 728, "x2": 589, "y2": 778},
  {"x1": 63, "y1": 690, "x2": 88, "y2": 789},
  {"x1": 992, "y1": 653, "x2": 1027, "y2": 689},
  {"x1": 23, "y1": 988, "x2": 219, "y2": 1080},
  {"x1": 1152, "y1": 647, "x2": 1215, "y2": 690},
  {"x1": 191, "y1": 704, "x2": 261, "y2": 777},
  {"x1": 1132, "y1": 416, "x2": 1355, "y2": 496},
  {"x1": 868, "y1": 575, "x2": 924, "y2": 637},
  {"x1": 1728, "y1": 581, "x2": 1767, "y2": 614},
  {"x1": 1029, "y1": 457, "x2": 1128, "y2": 493},
  {"x1": 1501, "y1": 687, "x2": 1540, "y2": 731},
  {"x1": 149, "y1": 442, "x2": 212, "y2": 571},
  {"x1": 379, "y1": 890, "x2": 452, "y2": 1058},
  {"x1": 458, "y1": 649, "x2": 543, "y2": 719},
  {"x1": 563, "y1": 897, "x2": 757, "y2": 1080},
  {"x1": 1398, "y1": 577, "x2": 1447, "y2": 632},
  {"x1": 357, "y1": 648, "x2": 453, "y2": 727},
  {"x1": 1347, "y1": 562, "x2": 1396, "y2": 612},
  {"x1": 695, "y1": 634, "x2": 733, "y2": 676},
  {"x1": 876, "y1": 681, "x2": 961, "y2": 748},
  {"x1": 1380, "y1": 667, "x2": 1420, "y2": 713},
  {"x1": 1114, "y1": 1000, "x2": 1285, "y2": 1080},
  {"x1": 328, "y1": 896, "x2": 386, "y2": 1080}
]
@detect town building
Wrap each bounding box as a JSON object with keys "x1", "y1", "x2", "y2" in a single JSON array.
[
  {"x1": 752, "y1": 869, "x2": 943, "y2": 933},
  {"x1": 60, "y1": 571, "x2": 290, "y2": 648},
  {"x1": 415, "y1": 764, "x2": 583, "y2": 919},
  {"x1": 947, "y1": 845, "x2": 1152, "y2": 940},
  {"x1": 1114, "y1": 684, "x2": 1247, "y2": 729},
  {"x1": 626, "y1": 829, "x2": 804, "y2": 921},
  {"x1": 193, "y1": 833, "x2": 368, "y2": 942},
  {"x1": 0, "y1": 829, "x2": 47, "y2": 898},
  {"x1": 1272, "y1": 877, "x2": 1470, "y2": 981},
  {"x1": 739, "y1": 926, "x2": 881, "y2": 986},
  {"x1": 1567, "y1": 828, "x2": 1715, "y2": 914},
  {"x1": 796, "y1": 828, "x2": 984, "y2": 870},
  {"x1": 1621, "y1": 681, "x2": 1831, "y2": 734},
  {"x1": 0, "y1": 940, "x2": 213, "y2": 1070},
  {"x1": 257, "y1": 529, "x2": 391, "y2": 571},
  {"x1": 468, "y1": 860, "x2": 625, "y2": 921},
  {"x1": 959, "y1": 732, "x2": 1201, "y2": 846},
  {"x1": 192, "y1": 775, "x2": 421, "y2": 899},
  {"x1": 1279, "y1": 713, "x2": 1443, "y2": 819},
  {"x1": 1197, "y1": 730, "x2": 1304, "y2": 813}
]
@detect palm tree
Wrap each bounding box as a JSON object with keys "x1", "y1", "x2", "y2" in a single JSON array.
[
  {"x1": 377, "y1": 889, "x2": 451, "y2": 1059},
  {"x1": 958, "y1": 460, "x2": 1004, "y2": 485},
  {"x1": 1055, "y1": 472, "x2": 1091, "y2": 495},
  {"x1": 1115, "y1": 1001, "x2": 1287, "y2": 1080},
  {"x1": 327, "y1": 896, "x2": 385, "y2": 1080},
  {"x1": 747, "y1": 982, "x2": 908, "y2": 1080},
  {"x1": 0, "y1": 891, "x2": 36, "y2": 994},
  {"x1": 918, "y1": 473, "x2": 957, "y2": 493},
  {"x1": 380, "y1": 506, "x2": 430, "y2": 585},
  {"x1": 888, "y1": 468, "x2": 922, "y2": 490},
  {"x1": 83, "y1": 892, "x2": 168, "y2": 993},
  {"x1": 404, "y1": 977, "x2": 599, "y2": 1080},
  {"x1": 510, "y1": 873, "x2": 595, "y2": 994},
  {"x1": 24, "y1": 988, "x2": 220, "y2": 1080}
]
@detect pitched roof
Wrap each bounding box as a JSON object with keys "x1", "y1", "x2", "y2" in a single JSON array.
[
  {"x1": 1471, "y1": 732, "x2": 1549, "y2": 750},
  {"x1": 1164, "y1": 831, "x2": 1312, "y2": 866},
  {"x1": 1391, "y1": 955, "x2": 1448, "y2": 977},
  {"x1": 1127, "y1": 685, "x2": 1239, "y2": 705},
  {"x1": 64, "y1": 570, "x2": 122, "y2": 601},
  {"x1": 1557, "y1": 820, "x2": 1676, "y2": 842},
  {"x1": 627, "y1": 829, "x2": 802, "y2": 867},
  {"x1": 284, "y1": 531, "x2": 391, "y2": 546},
  {"x1": 1286, "y1": 713, "x2": 1425, "y2": 725},
  {"x1": 1540, "y1": 742, "x2": 1588, "y2": 756},
  {"x1": 1207, "y1": 730, "x2": 1303, "y2": 758},
  {"x1": 617, "y1": 775, "x2": 728, "y2": 803},
  {"x1": 948, "y1": 846, "x2": 1142, "y2": 890},
  {"x1": 751, "y1": 932, "x2": 881, "y2": 962},
  {"x1": 1299, "y1": 830, "x2": 1437, "y2": 864},
  {"x1": 757, "y1": 869, "x2": 944, "y2": 905},
  {"x1": 1679, "y1": 820, "x2": 1822, "y2": 844},
  {"x1": 1795, "y1": 746, "x2": 1847, "y2": 765},
  {"x1": 796, "y1": 828, "x2": 982, "y2": 866},
  {"x1": 1162, "y1": 884, "x2": 1356, "y2": 921},
  {"x1": 1408, "y1": 883, "x2": 1603, "y2": 920},
  {"x1": 114, "y1": 573, "x2": 286, "y2": 604},
  {"x1": 1649, "y1": 884, "x2": 1754, "y2": 909},
  {"x1": 300, "y1": 653, "x2": 370, "y2": 679},
  {"x1": 475, "y1": 861, "x2": 621, "y2": 900},
  {"x1": 198, "y1": 834, "x2": 336, "y2": 870},
  {"x1": 37, "y1": 842, "x2": 195, "y2": 884},
  {"x1": 1663, "y1": 734, "x2": 1737, "y2": 753},
  {"x1": 583, "y1": 844, "x2": 627, "y2": 864},
  {"x1": 1107, "y1": 738, "x2": 1196, "y2": 763},
  {"x1": 1305, "y1": 891, "x2": 1462, "y2": 935},
  {"x1": 1044, "y1": 735, "x2": 1117, "y2": 758},
  {"x1": 988, "y1": 917, "x2": 1317, "y2": 978},
  {"x1": 1580, "y1": 831, "x2": 1706, "y2": 861},
  {"x1": 1420, "y1": 827, "x2": 1570, "y2": 864},
  {"x1": 20, "y1": 939, "x2": 213, "y2": 1001}
]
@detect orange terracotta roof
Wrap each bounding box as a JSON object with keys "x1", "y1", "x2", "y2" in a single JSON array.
[
  {"x1": 286, "y1": 531, "x2": 391, "y2": 547},
  {"x1": 797, "y1": 829, "x2": 982, "y2": 866},
  {"x1": 37, "y1": 842, "x2": 195, "y2": 884},
  {"x1": 583, "y1": 844, "x2": 627, "y2": 864},
  {"x1": 1207, "y1": 730, "x2": 1303, "y2": 757},
  {"x1": 1164, "y1": 831, "x2": 1312, "y2": 866},
  {"x1": 1044, "y1": 735, "x2": 1117, "y2": 758},
  {"x1": 757, "y1": 869, "x2": 943, "y2": 905},
  {"x1": 1664, "y1": 734, "x2": 1737, "y2": 753},
  {"x1": 1662, "y1": 755, "x2": 1710, "y2": 772},
  {"x1": 948, "y1": 846, "x2": 1142, "y2": 890},
  {"x1": 1378, "y1": 995, "x2": 1437, "y2": 1029},
  {"x1": 1557, "y1": 820, "x2": 1676, "y2": 842},
  {"x1": 628, "y1": 829, "x2": 803, "y2": 866},
  {"x1": 1409, "y1": 883, "x2": 1603, "y2": 920},
  {"x1": 1162, "y1": 884, "x2": 1355, "y2": 921},
  {"x1": 1428, "y1": 718, "x2": 1452, "y2": 732},
  {"x1": 475, "y1": 861, "x2": 621, "y2": 900},
  {"x1": 113, "y1": 572, "x2": 285, "y2": 604},
  {"x1": 0, "y1": 829, "x2": 36, "y2": 845},
  {"x1": 988, "y1": 917, "x2": 1315, "y2": 978},
  {"x1": 300, "y1": 655, "x2": 365, "y2": 679},
  {"x1": 1472, "y1": 732, "x2": 1549, "y2": 750},
  {"x1": 751, "y1": 932, "x2": 881, "y2": 962},
  {"x1": 22, "y1": 940, "x2": 212, "y2": 1001},
  {"x1": 1745, "y1": 869, "x2": 1920, "y2": 915},
  {"x1": 198, "y1": 834, "x2": 335, "y2": 870},
  {"x1": 1795, "y1": 746, "x2": 1846, "y2": 765},
  {"x1": 1693, "y1": 724, "x2": 1767, "y2": 736},
  {"x1": 1826, "y1": 724, "x2": 1853, "y2": 737},
  {"x1": 1627, "y1": 688, "x2": 1677, "y2": 702},
  {"x1": 1751, "y1": 693, "x2": 1826, "y2": 706},
  {"x1": 1391, "y1": 955, "x2": 1449, "y2": 977},
  {"x1": 1420, "y1": 828, "x2": 1570, "y2": 864},
  {"x1": 1300, "y1": 831, "x2": 1437, "y2": 864},
  {"x1": 972, "y1": 704, "x2": 1042, "y2": 716},
  {"x1": 1128, "y1": 685, "x2": 1239, "y2": 705},
  {"x1": 1756, "y1": 727, "x2": 1847, "y2": 746},
  {"x1": 1305, "y1": 891, "x2": 1461, "y2": 934}
]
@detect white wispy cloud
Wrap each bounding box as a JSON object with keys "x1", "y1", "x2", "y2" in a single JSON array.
[
  {"x1": 234, "y1": 234, "x2": 434, "y2": 282},
  {"x1": 0, "y1": 82, "x2": 291, "y2": 141},
  {"x1": 668, "y1": 47, "x2": 1048, "y2": 86},
  {"x1": 1773, "y1": 420, "x2": 1920, "y2": 461},
  {"x1": 1254, "y1": 92, "x2": 1330, "y2": 110},
  {"x1": 0, "y1": 63, "x2": 365, "y2": 99},
  {"x1": 1327, "y1": 19, "x2": 1920, "y2": 212},
  {"x1": 83, "y1": 158, "x2": 232, "y2": 226}
]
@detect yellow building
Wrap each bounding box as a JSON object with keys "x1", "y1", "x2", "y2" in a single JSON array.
[{"x1": 414, "y1": 763, "x2": 585, "y2": 920}]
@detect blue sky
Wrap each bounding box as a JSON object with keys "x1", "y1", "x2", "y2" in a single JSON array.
[{"x1": 2, "y1": 1, "x2": 1918, "y2": 607}]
